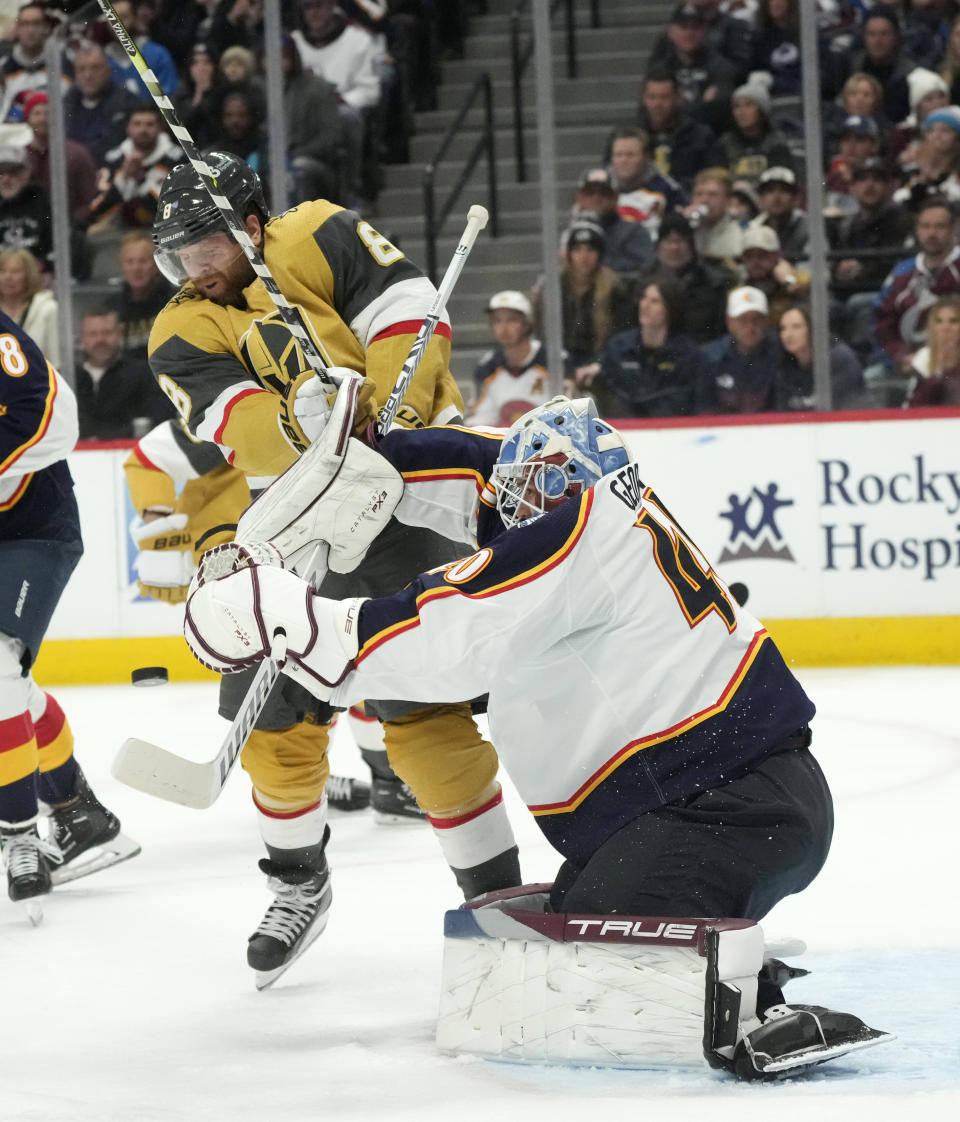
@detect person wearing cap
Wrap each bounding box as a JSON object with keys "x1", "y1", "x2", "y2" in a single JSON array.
[
  {"x1": 893, "y1": 105, "x2": 960, "y2": 211},
  {"x1": 468, "y1": 291, "x2": 568, "y2": 428},
  {"x1": 829, "y1": 156, "x2": 913, "y2": 293},
  {"x1": 706, "y1": 77, "x2": 795, "y2": 187},
  {"x1": 643, "y1": 4, "x2": 738, "y2": 134},
  {"x1": 22, "y1": 92, "x2": 98, "y2": 229},
  {"x1": 606, "y1": 126, "x2": 685, "y2": 236},
  {"x1": 825, "y1": 114, "x2": 883, "y2": 215},
  {"x1": 590, "y1": 273, "x2": 704, "y2": 419},
  {"x1": 892, "y1": 66, "x2": 950, "y2": 169},
  {"x1": 568, "y1": 168, "x2": 654, "y2": 278},
  {"x1": 0, "y1": 126, "x2": 51, "y2": 274},
  {"x1": 750, "y1": 166, "x2": 809, "y2": 264},
  {"x1": 739, "y1": 223, "x2": 809, "y2": 326},
  {"x1": 0, "y1": 3, "x2": 71, "y2": 124},
  {"x1": 699, "y1": 286, "x2": 781, "y2": 414},
  {"x1": 683, "y1": 168, "x2": 744, "y2": 268},
  {"x1": 532, "y1": 217, "x2": 634, "y2": 376},
  {"x1": 872, "y1": 193, "x2": 960, "y2": 376},
  {"x1": 635, "y1": 67, "x2": 716, "y2": 190},
  {"x1": 636, "y1": 209, "x2": 730, "y2": 343}
]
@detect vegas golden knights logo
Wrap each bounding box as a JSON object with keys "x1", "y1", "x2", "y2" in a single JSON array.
[{"x1": 239, "y1": 314, "x2": 313, "y2": 396}]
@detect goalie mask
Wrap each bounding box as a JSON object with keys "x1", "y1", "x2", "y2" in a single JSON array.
[
  {"x1": 152, "y1": 150, "x2": 268, "y2": 285},
  {"x1": 492, "y1": 396, "x2": 630, "y2": 529}
]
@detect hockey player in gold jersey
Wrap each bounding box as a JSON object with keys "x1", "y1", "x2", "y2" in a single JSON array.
[{"x1": 148, "y1": 151, "x2": 519, "y2": 986}]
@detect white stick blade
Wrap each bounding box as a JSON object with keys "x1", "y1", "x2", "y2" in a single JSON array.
[{"x1": 113, "y1": 738, "x2": 220, "y2": 810}]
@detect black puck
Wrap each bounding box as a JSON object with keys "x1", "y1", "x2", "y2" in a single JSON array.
[
  {"x1": 729, "y1": 582, "x2": 749, "y2": 607},
  {"x1": 131, "y1": 666, "x2": 169, "y2": 687}
]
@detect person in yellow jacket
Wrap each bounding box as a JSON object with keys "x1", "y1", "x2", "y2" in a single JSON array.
[{"x1": 146, "y1": 152, "x2": 519, "y2": 986}]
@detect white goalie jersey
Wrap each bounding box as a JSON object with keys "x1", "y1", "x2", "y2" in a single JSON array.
[{"x1": 332, "y1": 425, "x2": 815, "y2": 864}]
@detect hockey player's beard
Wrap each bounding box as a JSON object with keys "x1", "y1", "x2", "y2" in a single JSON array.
[{"x1": 195, "y1": 259, "x2": 257, "y2": 308}]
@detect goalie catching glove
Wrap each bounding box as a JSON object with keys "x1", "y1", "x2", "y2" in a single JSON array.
[{"x1": 183, "y1": 545, "x2": 364, "y2": 696}]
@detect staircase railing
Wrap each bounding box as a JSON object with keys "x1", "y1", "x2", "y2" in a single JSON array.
[
  {"x1": 422, "y1": 72, "x2": 500, "y2": 286},
  {"x1": 511, "y1": 0, "x2": 584, "y2": 182}
]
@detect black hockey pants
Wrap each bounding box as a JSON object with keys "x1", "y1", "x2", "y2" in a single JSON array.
[{"x1": 549, "y1": 734, "x2": 834, "y2": 921}]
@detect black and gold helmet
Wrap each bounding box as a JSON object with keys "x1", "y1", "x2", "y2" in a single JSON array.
[{"x1": 152, "y1": 151, "x2": 268, "y2": 283}]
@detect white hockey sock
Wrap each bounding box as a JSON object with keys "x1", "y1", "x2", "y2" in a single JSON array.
[
  {"x1": 427, "y1": 788, "x2": 516, "y2": 872},
  {"x1": 252, "y1": 790, "x2": 329, "y2": 855}
]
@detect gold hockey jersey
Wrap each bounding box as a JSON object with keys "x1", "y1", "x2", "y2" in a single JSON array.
[{"x1": 148, "y1": 199, "x2": 464, "y2": 476}]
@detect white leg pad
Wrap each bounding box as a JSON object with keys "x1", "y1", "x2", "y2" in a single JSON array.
[{"x1": 437, "y1": 887, "x2": 765, "y2": 1070}]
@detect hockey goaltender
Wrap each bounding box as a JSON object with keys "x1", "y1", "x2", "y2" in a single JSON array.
[{"x1": 183, "y1": 392, "x2": 893, "y2": 1080}]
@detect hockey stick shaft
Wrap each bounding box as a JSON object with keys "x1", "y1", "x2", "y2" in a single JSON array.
[
  {"x1": 376, "y1": 205, "x2": 489, "y2": 438},
  {"x1": 95, "y1": 0, "x2": 337, "y2": 394}
]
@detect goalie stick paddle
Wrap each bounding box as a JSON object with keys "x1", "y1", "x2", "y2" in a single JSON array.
[
  {"x1": 113, "y1": 203, "x2": 490, "y2": 809},
  {"x1": 95, "y1": 0, "x2": 337, "y2": 396}
]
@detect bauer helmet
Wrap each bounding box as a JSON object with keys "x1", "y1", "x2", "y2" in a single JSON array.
[
  {"x1": 491, "y1": 396, "x2": 630, "y2": 529},
  {"x1": 152, "y1": 150, "x2": 268, "y2": 284}
]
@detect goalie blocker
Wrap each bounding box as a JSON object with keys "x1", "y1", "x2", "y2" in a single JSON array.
[{"x1": 437, "y1": 885, "x2": 893, "y2": 1080}]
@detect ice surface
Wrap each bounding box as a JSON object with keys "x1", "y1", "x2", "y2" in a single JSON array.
[{"x1": 2, "y1": 667, "x2": 958, "y2": 1120}]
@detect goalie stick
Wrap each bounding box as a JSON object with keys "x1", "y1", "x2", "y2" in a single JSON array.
[{"x1": 113, "y1": 207, "x2": 490, "y2": 809}]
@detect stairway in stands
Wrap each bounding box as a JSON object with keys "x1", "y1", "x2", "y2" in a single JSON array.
[{"x1": 375, "y1": 0, "x2": 676, "y2": 398}]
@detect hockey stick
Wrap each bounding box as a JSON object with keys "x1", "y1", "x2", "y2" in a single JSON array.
[
  {"x1": 377, "y1": 205, "x2": 488, "y2": 438},
  {"x1": 95, "y1": 0, "x2": 337, "y2": 396},
  {"x1": 113, "y1": 209, "x2": 489, "y2": 809}
]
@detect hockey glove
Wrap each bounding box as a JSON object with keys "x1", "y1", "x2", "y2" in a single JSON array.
[
  {"x1": 183, "y1": 555, "x2": 365, "y2": 699},
  {"x1": 130, "y1": 512, "x2": 194, "y2": 603}
]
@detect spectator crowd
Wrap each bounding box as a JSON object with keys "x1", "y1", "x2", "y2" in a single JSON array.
[
  {"x1": 0, "y1": 0, "x2": 472, "y2": 438},
  {"x1": 1, "y1": 1, "x2": 959, "y2": 441},
  {"x1": 470, "y1": 0, "x2": 960, "y2": 424}
]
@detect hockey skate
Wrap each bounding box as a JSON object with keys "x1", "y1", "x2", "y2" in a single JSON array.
[
  {"x1": 46, "y1": 766, "x2": 141, "y2": 885},
  {"x1": 325, "y1": 773, "x2": 371, "y2": 813},
  {"x1": 248, "y1": 839, "x2": 332, "y2": 990},
  {"x1": 0, "y1": 823, "x2": 63, "y2": 926},
  {"x1": 370, "y1": 775, "x2": 427, "y2": 824}
]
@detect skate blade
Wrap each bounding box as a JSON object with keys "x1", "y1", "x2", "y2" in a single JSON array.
[
  {"x1": 373, "y1": 810, "x2": 427, "y2": 826},
  {"x1": 760, "y1": 1028, "x2": 896, "y2": 1076},
  {"x1": 22, "y1": 898, "x2": 44, "y2": 926},
  {"x1": 50, "y1": 833, "x2": 142, "y2": 886},
  {"x1": 254, "y1": 911, "x2": 330, "y2": 991}
]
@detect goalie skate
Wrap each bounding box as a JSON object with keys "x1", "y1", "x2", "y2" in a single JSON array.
[
  {"x1": 46, "y1": 766, "x2": 141, "y2": 885},
  {"x1": 248, "y1": 852, "x2": 332, "y2": 990},
  {"x1": 731, "y1": 1003, "x2": 895, "y2": 1080}
]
